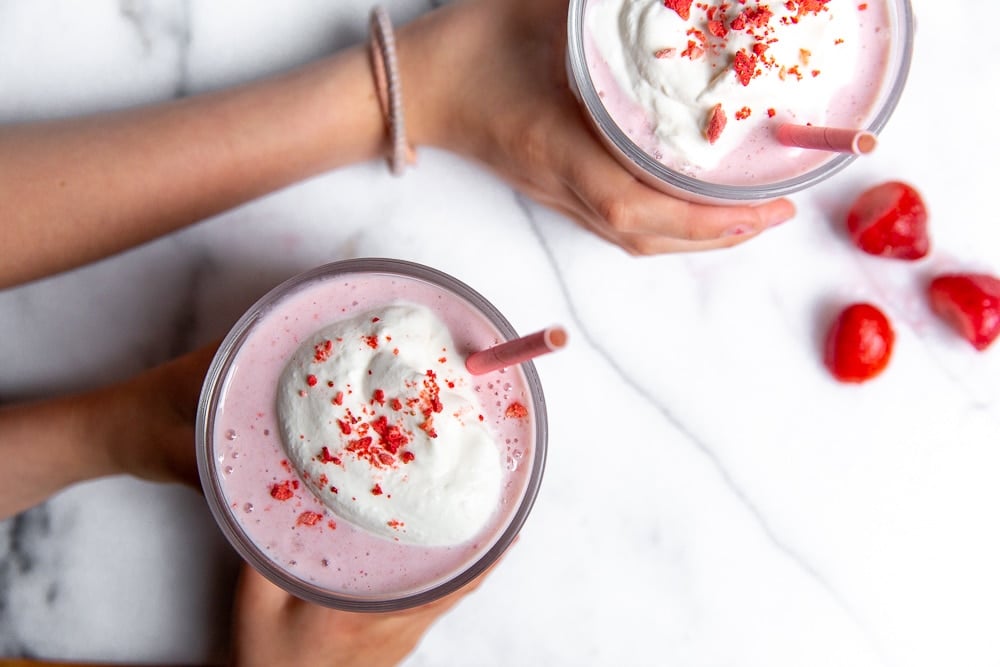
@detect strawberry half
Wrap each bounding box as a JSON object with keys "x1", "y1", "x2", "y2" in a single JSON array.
[
  {"x1": 927, "y1": 273, "x2": 1000, "y2": 350},
  {"x1": 823, "y1": 303, "x2": 895, "y2": 383},
  {"x1": 846, "y1": 181, "x2": 930, "y2": 260}
]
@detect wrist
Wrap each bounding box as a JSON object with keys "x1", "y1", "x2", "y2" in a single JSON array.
[
  {"x1": 0, "y1": 390, "x2": 121, "y2": 518},
  {"x1": 394, "y1": 4, "x2": 471, "y2": 151},
  {"x1": 86, "y1": 382, "x2": 146, "y2": 481}
]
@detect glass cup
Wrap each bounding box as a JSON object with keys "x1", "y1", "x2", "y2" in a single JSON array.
[
  {"x1": 196, "y1": 258, "x2": 548, "y2": 611},
  {"x1": 566, "y1": 0, "x2": 914, "y2": 204}
]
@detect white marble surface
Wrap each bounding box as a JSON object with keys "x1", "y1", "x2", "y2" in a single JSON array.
[{"x1": 2, "y1": 1, "x2": 999, "y2": 665}]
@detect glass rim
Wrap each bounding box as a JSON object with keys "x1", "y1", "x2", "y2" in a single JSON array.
[
  {"x1": 566, "y1": 0, "x2": 915, "y2": 201},
  {"x1": 195, "y1": 258, "x2": 549, "y2": 612}
]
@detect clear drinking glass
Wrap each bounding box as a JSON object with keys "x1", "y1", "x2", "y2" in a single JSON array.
[
  {"x1": 566, "y1": 0, "x2": 914, "y2": 204},
  {"x1": 196, "y1": 258, "x2": 548, "y2": 611}
]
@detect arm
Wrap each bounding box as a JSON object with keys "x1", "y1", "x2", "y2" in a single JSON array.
[
  {"x1": 0, "y1": 47, "x2": 386, "y2": 288},
  {"x1": 0, "y1": 0, "x2": 796, "y2": 516},
  {"x1": 0, "y1": 0, "x2": 794, "y2": 290},
  {"x1": 0, "y1": 345, "x2": 214, "y2": 519},
  {"x1": 398, "y1": 0, "x2": 796, "y2": 255},
  {"x1": 0, "y1": 392, "x2": 119, "y2": 519}
]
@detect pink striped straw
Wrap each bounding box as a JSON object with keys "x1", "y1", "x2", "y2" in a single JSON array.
[
  {"x1": 776, "y1": 123, "x2": 878, "y2": 155},
  {"x1": 465, "y1": 326, "x2": 568, "y2": 376}
]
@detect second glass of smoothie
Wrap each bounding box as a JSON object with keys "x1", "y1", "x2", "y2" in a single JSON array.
[
  {"x1": 196, "y1": 258, "x2": 547, "y2": 612},
  {"x1": 567, "y1": 0, "x2": 914, "y2": 204}
]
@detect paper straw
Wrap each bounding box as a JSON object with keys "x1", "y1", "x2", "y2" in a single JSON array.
[
  {"x1": 466, "y1": 326, "x2": 568, "y2": 375},
  {"x1": 775, "y1": 124, "x2": 878, "y2": 155}
]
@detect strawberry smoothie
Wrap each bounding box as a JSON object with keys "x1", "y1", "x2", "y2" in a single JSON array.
[
  {"x1": 569, "y1": 0, "x2": 912, "y2": 200},
  {"x1": 197, "y1": 259, "x2": 546, "y2": 611}
]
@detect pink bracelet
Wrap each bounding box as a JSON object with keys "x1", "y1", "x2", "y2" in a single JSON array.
[{"x1": 369, "y1": 6, "x2": 416, "y2": 175}]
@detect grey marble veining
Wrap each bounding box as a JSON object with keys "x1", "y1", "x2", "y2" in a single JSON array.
[
  {"x1": 521, "y1": 194, "x2": 883, "y2": 660},
  {"x1": 118, "y1": 0, "x2": 193, "y2": 97},
  {"x1": 0, "y1": 507, "x2": 53, "y2": 658}
]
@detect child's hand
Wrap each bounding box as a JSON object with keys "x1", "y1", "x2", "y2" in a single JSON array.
[
  {"x1": 102, "y1": 343, "x2": 220, "y2": 489},
  {"x1": 230, "y1": 561, "x2": 495, "y2": 667},
  {"x1": 0, "y1": 343, "x2": 216, "y2": 518},
  {"x1": 400, "y1": 0, "x2": 796, "y2": 255}
]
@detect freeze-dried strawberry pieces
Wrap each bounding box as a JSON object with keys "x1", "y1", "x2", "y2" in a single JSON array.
[
  {"x1": 663, "y1": 0, "x2": 693, "y2": 20},
  {"x1": 703, "y1": 104, "x2": 727, "y2": 144},
  {"x1": 733, "y1": 50, "x2": 756, "y2": 86}
]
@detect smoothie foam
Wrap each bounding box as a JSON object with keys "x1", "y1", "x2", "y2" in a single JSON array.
[{"x1": 199, "y1": 262, "x2": 542, "y2": 606}]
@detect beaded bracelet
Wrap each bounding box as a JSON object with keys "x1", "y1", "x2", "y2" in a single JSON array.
[{"x1": 369, "y1": 6, "x2": 416, "y2": 175}]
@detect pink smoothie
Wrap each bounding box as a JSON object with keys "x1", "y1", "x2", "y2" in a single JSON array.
[
  {"x1": 583, "y1": 0, "x2": 898, "y2": 186},
  {"x1": 204, "y1": 267, "x2": 538, "y2": 603}
]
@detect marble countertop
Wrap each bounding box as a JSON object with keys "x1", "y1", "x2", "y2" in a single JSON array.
[{"x1": 2, "y1": 1, "x2": 999, "y2": 665}]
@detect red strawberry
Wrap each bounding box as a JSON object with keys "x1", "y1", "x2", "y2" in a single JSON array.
[
  {"x1": 927, "y1": 273, "x2": 1000, "y2": 350},
  {"x1": 824, "y1": 303, "x2": 895, "y2": 383},
  {"x1": 845, "y1": 181, "x2": 929, "y2": 260}
]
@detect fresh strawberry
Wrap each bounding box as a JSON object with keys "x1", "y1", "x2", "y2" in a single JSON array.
[
  {"x1": 824, "y1": 303, "x2": 895, "y2": 383},
  {"x1": 845, "y1": 181, "x2": 929, "y2": 260},
  {"x1": 927, "y1": 273, "x2": 1000, "y2": 350}
]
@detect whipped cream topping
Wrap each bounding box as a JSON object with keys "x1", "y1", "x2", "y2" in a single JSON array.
[
  {"x1": 587, "y1": 0, "x2": 862, "y2": 170},
  {"x1": 276, "y1": 303, "x2": 503, "y2": 547}
]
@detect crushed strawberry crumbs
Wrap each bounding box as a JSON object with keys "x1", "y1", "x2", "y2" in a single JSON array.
[
  {"x1": 505, "y1": 402, "x2": 529, "y2": 419},
  {"x1": 704, "y1": 103, "x2": 727, "y2": 144},
  {"x1": 288, "y1": 321, "x2": 513, "y2": 535},
  {"x1": 297, "y1": 326, "x2": 458, "y2": 508},
  {"x1": 656, "y1": 0, "x2": 841, "y2": 143},
  {"x1": 297, "y1": 511, "x2": 322, "y2": 527},
  {"x1": 270, "y1": 479, "x2": 298, "y2": 501}
]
